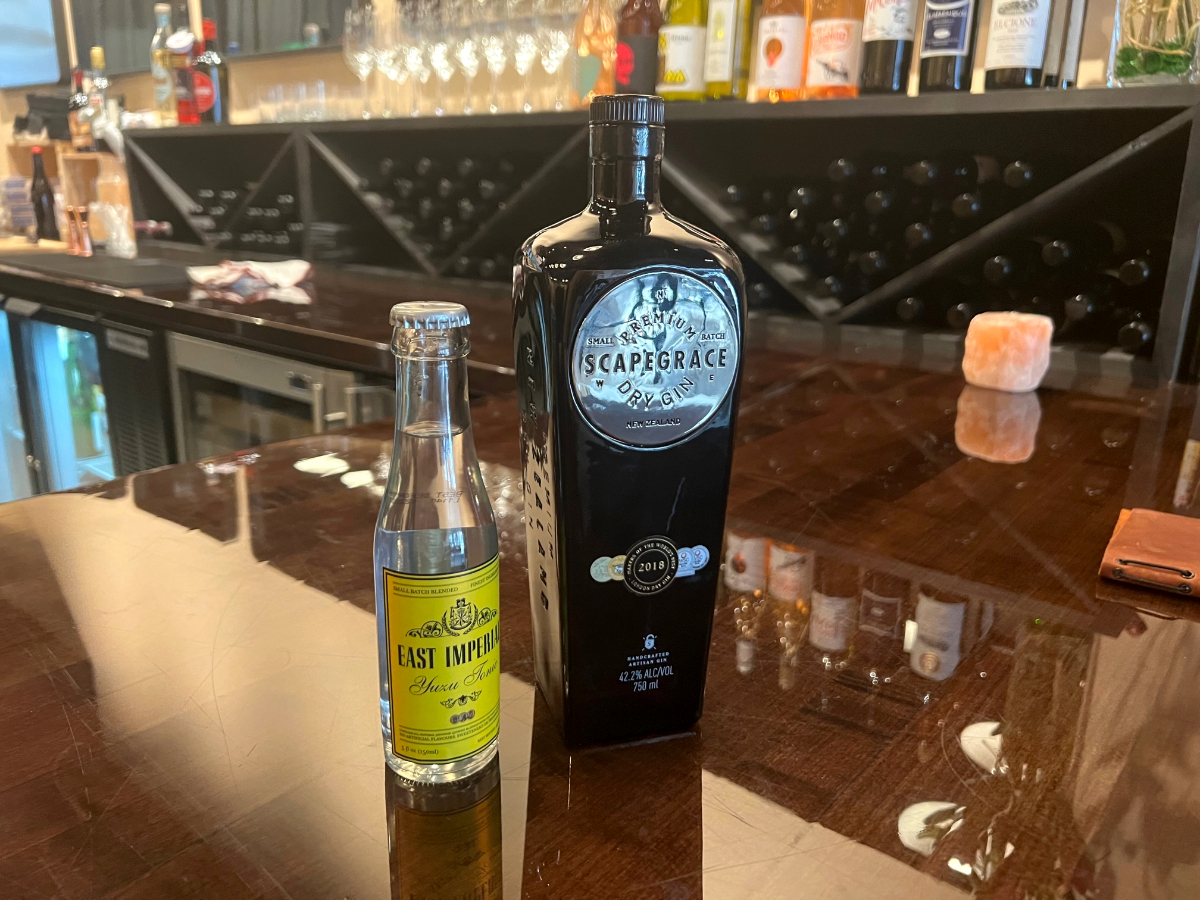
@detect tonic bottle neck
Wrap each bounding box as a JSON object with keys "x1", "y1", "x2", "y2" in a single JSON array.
[
  {"x1": 392, "y1": 329, "x2": 473, "y2": 439},
  {"x1": 588, "y1": 122, "x2": 663, "y2": 233}
]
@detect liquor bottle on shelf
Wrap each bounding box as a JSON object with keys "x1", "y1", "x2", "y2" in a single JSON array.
[
  {"x1": 947, "y1": 291, "x2": 1003, "y2": 330},
  {"x1": 29, "y1": 147, "x2": 60, "y2": 242},
  {"x1": 167, "y1": 19, "x2": 199, "y2": 125},
  {"x1": 87, "y1": 47, "x2": 110, "y2": 122},
  {"x1": 1118, "y1": 239, "x2": 1172, "y2": 288},
  {"x1": 1117, "y1": 311, "x2": 1156, "y2": 356},
  {"x1": 704, "y1": 0, "x2": 754, "y2": 98},
  {"x1": 902, "y1": 213, "x2": 961, "y2": 261},
  {"x1": 859, "y1": 0, "x2": 918, "y2": 93},
  {"x1": 514, "y1": 96, "x2": 745, "y2": 746},
  {"x1": 151, "y1": 3, "x2": 177, "y2": 125},
  {"x1": 574, "y1": 0, "x2": 618, "y2": 104},
  {"x1": 810, "y1": 555, "x2": 859, "y2": 671},
  {"x1": 805, "y1": 0, "x2": 866, "y2": 99},
  {"x1": 982, "y1": 238, "x2": 1047, "y2": 287},
  {"x1": 658, "y1": 0, "x2": 708, "y2": 99},
  {"x1": 863, "y1": 184, "x2": 927, "y2": 227},
  {"x1": 617, "y1": 0, "x2": 663, "y2": 94},
  {"x1": 1001, "y1": 158, "x2": 1055, "y2": 195},
  {"x1": 917, "y1": 0, "x2": 978, "y2": 91},
  {"x1": 374, "y1": 301, "x2": 500, "y2": 782},
  {"x1": 747, "y1": 0, "x2": 808, "y2": 102},
  {"x1": 722, "y1": 183, "x2": 746, "y2": 205},
  {"x1": 1041, "y1": 220, "x2": 1126, "y2": 271},
  {"x1": 982, "y1": 0, "x2": 1054, "y2": 90},
  {"x1": 68, "y1": 69, "x2": 93, "y2": 150},
  {"x1": 194, "y1": 19, "x2": 230, "y2": 125},
  {"x1": 477, "y1": 177, "x2": 512, "y2": 202},
  {"x1": 827, "y1": 156, "x2": 896, "y2": 194},
  {"x1": 1061, "y1": 272, "x2": 1125, "y2": 340}
]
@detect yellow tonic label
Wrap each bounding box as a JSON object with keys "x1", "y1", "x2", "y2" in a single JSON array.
[{"x1": 383, "y1": 557, "x2": 500, "y2": 764}]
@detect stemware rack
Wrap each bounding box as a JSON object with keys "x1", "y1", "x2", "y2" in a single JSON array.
[{"x1": 125, "y1": 85, "x2": 1200, "y2": 381}]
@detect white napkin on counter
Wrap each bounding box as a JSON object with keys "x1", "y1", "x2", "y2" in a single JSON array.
[{"x1": 187, "y1": 259, "x2": 314, "y2": 304}]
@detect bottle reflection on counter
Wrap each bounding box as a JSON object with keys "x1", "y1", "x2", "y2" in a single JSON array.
[
  {"x1": 387, "y1": 757, "x2": 503, "y2": 900},
  {"x1": 725, "y1": 532, "x2": 769, "y2": 676},
  {"x1": 767, "y1": 541, "x2": 814, "y2": 689},
  {"x1": 810, "y1": 555, "x2": 860, "y2": 670},
  {"x1": 855, "y1": 570, "x2": 910, "y2": 688}
]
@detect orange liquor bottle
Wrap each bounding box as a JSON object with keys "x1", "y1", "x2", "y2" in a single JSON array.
[
  {"x1": 748, "y1": 0, "x2": 808, "y2": 102},
  {"x1": 804, "y1": 0, "x2": 866, "y2": 99}
]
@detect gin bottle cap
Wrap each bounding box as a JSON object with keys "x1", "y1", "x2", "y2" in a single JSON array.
[{"x1": 589, "y1": 95, "x2": 665, "y2": 127}]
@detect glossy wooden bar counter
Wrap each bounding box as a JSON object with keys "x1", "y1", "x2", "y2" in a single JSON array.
[{"x1": 1, "y1": 349, "x2": 1198, "y2": 900}]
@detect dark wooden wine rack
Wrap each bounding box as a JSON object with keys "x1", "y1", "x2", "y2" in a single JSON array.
[{"x1": 124, "y1": 86, "x2": 1200, "y2": 382}]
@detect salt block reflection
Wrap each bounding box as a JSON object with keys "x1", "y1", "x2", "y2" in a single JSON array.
[{"x1": 955, "y1": 385, "x2": 1042, "y2": 464}]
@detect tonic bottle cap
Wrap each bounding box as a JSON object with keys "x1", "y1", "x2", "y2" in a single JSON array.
[
  {"x1": 589, "y1": 94, "x2": 665, "y2": 126},
  {"x1": 390, "y1": 301, "x2": 471, "y2": 330}
]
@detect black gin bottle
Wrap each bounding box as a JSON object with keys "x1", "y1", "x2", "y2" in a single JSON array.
[{"x1": 514, "y1": 95, "x2": 746, "y2": 747}]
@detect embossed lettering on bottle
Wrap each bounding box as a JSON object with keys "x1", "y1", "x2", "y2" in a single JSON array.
[{"x1": 571, "y1": 270, "x2": 740, "y2": 448}]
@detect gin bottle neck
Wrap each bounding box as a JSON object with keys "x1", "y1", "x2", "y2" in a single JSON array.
[{"x1": 588, "y1": 123, "x2": 663, "y2": 232}]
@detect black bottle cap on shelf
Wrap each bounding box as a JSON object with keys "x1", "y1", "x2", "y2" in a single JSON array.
[
  {"x1": 827, "y1": 158, "x2": 856, "y2": 183},
  {"x1": 1063, "y1": 294, "x2": 1096, "y2": 322},
  {"x1": 452, "y1": 256, "x2": 474, "y2": 277},
  {"x1": 904, "y1": 160, "x2": 937, "y2": 187},
  {"x1": 478, "y1": 257, "x2": 498, "y2": 279},
  {"x1": 1003, "y1": 160, "x2": 1034, "y2": 189},
  {"x1": 783, "y1": 243, "x2": 810, "y2": 266},
  {"x1": 858, "y1": 250, "x2": 889, "y2": 275},
  {"x1": 863, "y1": 190, "x2": 892, "y2": 216},
  {"x1": 946, "y1": 303, "x2": 975, "y2": 330},
  {"x1": 589, "y1": 94, "x2": 665, "y2": 126},
  {"x1": 748, "y1": 282, "x2": 773, "y2": 307},
  {"x1": 814, "y1": 275, "x2": 843, "y2": 299},
  {"x1": 951, "y1": 192, "x2": 982, "y2": 219},
  {"x1": 723, "y1": 184, "x2": 744, "y2": 206},
  {"x1": 751, "y1": 213, "x2": 777, "y2": 235},
  {"x1": 1118, "y1": 257, "x2": 1152, "y2": 286},
  {"x1": 1042, "y1": 239, "x2": 1072, "y2": 267},
  {"x1": 788, "y1": 185, "x2": 819, "y2": 209},
  {"x1": 904, "y1": 222, "x2": 933, "y2": 248},
  {"x1": 896, "y1": 296, "x2": 923, "y2": 322},
  {"x1": 1118, "y1": 320, "x2": 1154, "y2": 352},
  {"x1": 982, "y1": 254, "x2": 1013, "y2": 284}
]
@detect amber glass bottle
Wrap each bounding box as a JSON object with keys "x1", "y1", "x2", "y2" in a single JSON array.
[
  {"x1": 805, "y1": 0, "x2": 866, "y2": 98},
  {"x1": 748, "y1": 0, "x2": 808, "y2": 102},
  {"x1": 573, "y1": 0, "x2": 618, "y2": 104}
]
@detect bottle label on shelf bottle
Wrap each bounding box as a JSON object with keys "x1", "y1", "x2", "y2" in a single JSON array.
[
  {"x1": 381, "y1": 557, "x2": 501, "y2": 764},
  {"x1": 810, "y1": 591, "x2": 856, "y2": 652},
  {"x1": 616, "y1": 34, "x2": 660, "y2": 93},
  {"x1": 724, "y1": 533, "x2": 768, "y2": 593},
  {"x1": 863, "y1": 0, "x2": 917, "y2": 42},
  {"x1": 658, "y1": 25, "x2": 707, "y2": 93},
  {"x1": 806, "y1": 18, "x2": 864, "y2": 87},
  {"x1": 570, "y1": 269, "x2": 739, "y2": 448},
  {"x1": 152, "y1": 60, "x2": 172, "y2": 105},
  {"x1": 704, "y1": 0, "x2": 739, "y2": 82},
  {"x1": 920, "y1": 0, "x2": 975, "y2": 57},
  {"x1": 752, "y1": 15, "x2": 806, "y2": 90},
  {"x1": 768, "y1": 542, "x2": 813, "y2": 602},
  {"x1": 983, "y1": 0, "x2": 1052, "y2": 70},
  {"x1": 193, "y1": 71, "x2": 215, "y2": 113}
]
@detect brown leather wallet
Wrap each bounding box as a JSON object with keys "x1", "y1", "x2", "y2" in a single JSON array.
[{"x1": 1100, "y1": 508, "x2": 1200, "y2": 596}]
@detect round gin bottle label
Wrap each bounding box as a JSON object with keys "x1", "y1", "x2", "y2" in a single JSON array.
[{"x1": 571, "y1": 270, "x2": 740, "y2": 448}]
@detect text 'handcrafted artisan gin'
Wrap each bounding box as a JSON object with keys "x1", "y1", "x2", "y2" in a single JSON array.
[
  {"x1": 514, "y1": 95, "x2": 746, "y2": 746},
  {"x1": 375, "y1": 302, "x2": 500, "y2": 782}
]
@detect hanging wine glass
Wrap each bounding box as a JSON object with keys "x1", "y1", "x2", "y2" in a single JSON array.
[
  {"x1": 508, "y1": 0, "x2": 539, "y2": 113},
  {"x1": 535, "y1": 0, "x2": 574, "y2": 112},
  {"x1": 452, "y1": 0, "x2": 483, "y2": 114},
  {"x1": 343, "y1": 6, "x2": 377, "y2": 119},
  {"x1": 399, "y1": 0, "x2": 430, "y2": 116},
  {"x1": 423, "y1": 0, "x2": 457, "y2": 116},
  {"x1": 480, "y1": 0, "x2": 510, "y2": 113}
]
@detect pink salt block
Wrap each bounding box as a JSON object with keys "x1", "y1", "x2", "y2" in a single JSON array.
[
  {"x1": 955, "y1": 385, "x2": 1041, "y2": 464},
  {"x1": 962, "y1": 311, "x2": 1053, "y2": 393}
]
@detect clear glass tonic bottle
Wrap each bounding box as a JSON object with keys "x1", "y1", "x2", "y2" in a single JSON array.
[{"x1": 374, "y1": 301, "x2": 500, "y2": 783}]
